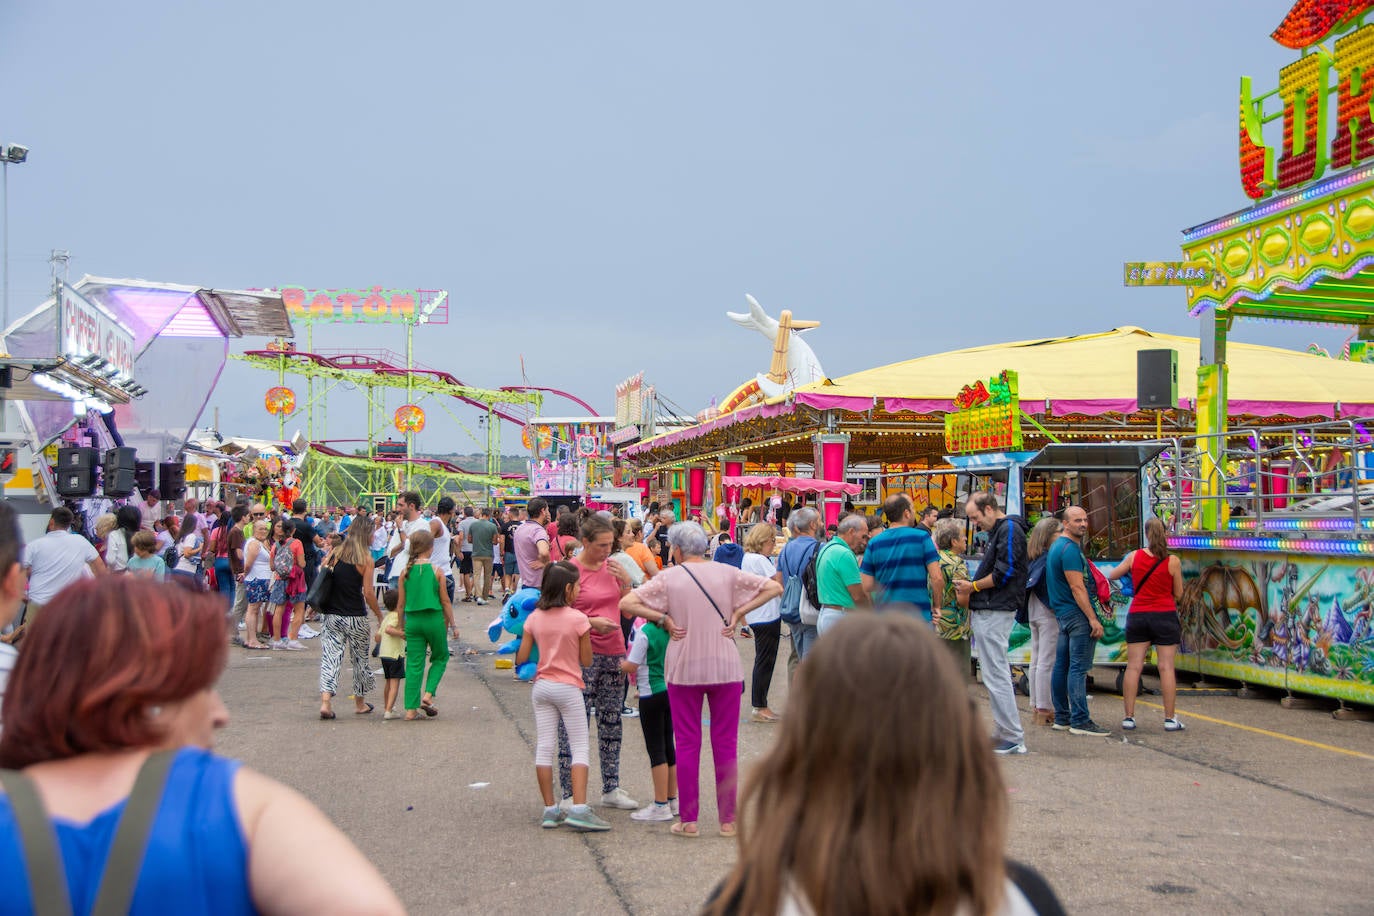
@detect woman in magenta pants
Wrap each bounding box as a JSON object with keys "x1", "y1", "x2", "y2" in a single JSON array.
[{"x1": 622, "y1": 522, "x2": 782, "y2": 838}]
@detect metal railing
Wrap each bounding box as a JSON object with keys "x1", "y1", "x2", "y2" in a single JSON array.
[{"x1": 1146, "y1": 418, "x2": 1374, "y2": 535}]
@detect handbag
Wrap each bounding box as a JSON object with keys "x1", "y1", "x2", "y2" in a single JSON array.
[
  {"x1": 304, "y1": 559, "x2": 334, "y2": 611},
  {"x1": 1086, "y1": 561, "x2": 1115, "y2": 626},
  {"x1": 0, "y1": 749, "x2": 177, "y2": 916}
]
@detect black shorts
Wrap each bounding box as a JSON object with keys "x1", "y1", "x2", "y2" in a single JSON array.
[
  {"x1": 380, "y1": 656, "x2": 406, "y2": 679},
  {"x1": 458, "y1": 554, "x2": 474, "y2": 575},
  {"x1": 1125, "y1": 611, "x2": 1181, "y2": 647},
  {"x1": 638, "y1": 691, "x2": 676, "y2": 768}
]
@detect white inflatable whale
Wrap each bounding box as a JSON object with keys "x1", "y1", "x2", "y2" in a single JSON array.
[{"x1": 725, "y1": 294, "x2": 826, "y2": 399}]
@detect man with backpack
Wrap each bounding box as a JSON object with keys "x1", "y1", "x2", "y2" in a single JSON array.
[
  {"x1": 954, "y1": 492, "x2": 1029, "y2": 756},
  {"x1": 286, "y1": 499, "x2": 324, "y2": 590},
  {"x1": 775, "y1": 507, "x2": 822, "y2": 682}
]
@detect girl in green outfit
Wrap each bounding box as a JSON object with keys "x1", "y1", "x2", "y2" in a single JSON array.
[{"x1": 396, "y1": 529, "x2": 457, "y2": 721}]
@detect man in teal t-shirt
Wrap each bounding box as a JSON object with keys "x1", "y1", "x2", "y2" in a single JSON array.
[{"x1": 816, "y1": 514, "x2": 871, "y2": 636}]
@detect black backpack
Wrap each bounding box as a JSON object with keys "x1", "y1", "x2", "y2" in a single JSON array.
[{"x1": 801, "y1": 541, "x2": 839, "y2": 609}]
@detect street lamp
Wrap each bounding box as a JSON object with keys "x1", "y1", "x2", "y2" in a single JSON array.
[{"x1": 1, "y1": 143, "x2": 30, "y2": 338}]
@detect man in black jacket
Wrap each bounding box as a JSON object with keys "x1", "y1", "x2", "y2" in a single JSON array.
[{"x1": 955, "y1": 492, "x2": 1029, "y2": 755}]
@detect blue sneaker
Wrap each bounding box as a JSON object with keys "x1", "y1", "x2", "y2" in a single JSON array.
[
  {"x1": 565, "y1": 804, "x2": 611, "y2": 832},
  {"x1": 992, "y1": 740, "x2": 1027, "y2": 755},
  {"x1": 540, "y1": 806, "x2": 565, "y2": 829}
]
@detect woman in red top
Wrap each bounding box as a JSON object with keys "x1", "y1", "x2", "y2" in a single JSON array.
[{"x1": 1107, "y1": 517, "x2": 1185, "y2": 733}]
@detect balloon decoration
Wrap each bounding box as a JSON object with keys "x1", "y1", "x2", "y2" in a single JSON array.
[
  {"x1": 521, "y1": 424, "x2": 535, "y2": 450},
  {"x1": 265, "y1": 386, "x2": 295, "y2": 415},
  {"x1": 394, "y1": 404, "x2": 426, "y2": 433}
]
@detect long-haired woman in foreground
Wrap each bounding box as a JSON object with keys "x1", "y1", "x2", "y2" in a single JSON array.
[
  {"x1": 0, "y1": 577, "x2": 403, "y2": 914},
  {"x1": 705, "y1": 613, "x2": 1065, "y2": 916}
]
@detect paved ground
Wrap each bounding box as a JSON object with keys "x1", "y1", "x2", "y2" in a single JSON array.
[{"x1": 216, "y1": 599, "x2": 1374, "y2": 915}]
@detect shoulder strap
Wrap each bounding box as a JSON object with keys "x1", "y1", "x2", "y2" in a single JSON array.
[
  {"x1": 92, "y1": 749, "x2": 178, "y2": 916},
  {"x1": 1133, "y1": 553, "x2": 1167, "y2": 593},
  {"x1": 0, "y1": 749, "x2": 178, "y2": 916},
  {"x1": 681, "y1": 566, "x2": 729, "y2": 624},
  {"x1": 0, "y1": 768, "x2": 72, "y2": 916}
]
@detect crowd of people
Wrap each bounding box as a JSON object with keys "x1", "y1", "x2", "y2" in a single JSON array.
[{"x1": 0, "y1": 480, "x2": 1199, "y2": 913}]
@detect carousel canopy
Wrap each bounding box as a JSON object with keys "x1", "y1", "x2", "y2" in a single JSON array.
[
  {"x1": 625, "y1": 326, "x2": 1374, "y2": 470},
  {"x1": 785, "y1": 326, "x2": 1374, "y2": 418}
]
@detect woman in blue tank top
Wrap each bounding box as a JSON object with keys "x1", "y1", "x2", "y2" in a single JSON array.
[{"x1": 0, "y1": 577, "x2": 403, "y2": 915}]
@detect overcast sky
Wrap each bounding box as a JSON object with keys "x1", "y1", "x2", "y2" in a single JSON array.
[{"x1": 1, "y1": 1, "x2": 1351, "y2": 453}]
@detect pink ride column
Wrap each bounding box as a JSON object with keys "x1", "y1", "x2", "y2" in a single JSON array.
[
  {"x1": 720, "y1": 455, "x2": 745, "y2": 538},
  {"x1": 811, "y1": 433, "x2": 851, "y2": 529}
]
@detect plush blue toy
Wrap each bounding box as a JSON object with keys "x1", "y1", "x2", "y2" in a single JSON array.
[{"x1": 487, "y1": 586, "x2": 540, "y2": 681}]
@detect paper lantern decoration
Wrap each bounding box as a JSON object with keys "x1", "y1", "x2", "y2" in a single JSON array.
[
  {"x1": 394, "y1": 404, "x2": 426, "y2": 433},
  {"x1": 265, "y1": 386, "x2": 295, "y2": 415}
]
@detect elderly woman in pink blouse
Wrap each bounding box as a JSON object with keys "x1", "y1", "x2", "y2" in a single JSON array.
[{"x1": 622, "y1": 521, "x2": 782, "y2": 839}]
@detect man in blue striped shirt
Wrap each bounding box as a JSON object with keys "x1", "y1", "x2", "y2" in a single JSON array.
[{"x1": 859, "y1": 495, "x2": 944, "y2": 622}]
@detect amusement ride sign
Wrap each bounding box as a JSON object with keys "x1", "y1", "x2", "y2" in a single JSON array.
[
  {"x1": 59, "y1": 283, "x2": 135, "y2": 380},
  {"x1": 944, "y1": 370, "x2": 1024, "y2": 455},
  {"x1": 278, "y1": 287, "x2": 449, "y2": 324}
]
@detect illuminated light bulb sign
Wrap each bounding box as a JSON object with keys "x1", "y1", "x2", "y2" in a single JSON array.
[
  {"x1": 944, "y1": 370, "x2": 1024, "y2": 455},
  {"x1": 264, "y1": 386, "x2": 295, "y2": 415},
  {"x1": 394, "y1": 404, "x2": 426, "y2": 433},
  {"x1": 278, "y1": 287, "x2": 449, "y2": 325},
  {"x1": 1239, "y1": 4, "x2": 1374, "y2": 199}
]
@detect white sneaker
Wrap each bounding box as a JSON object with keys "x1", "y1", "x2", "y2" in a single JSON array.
[
  {"x1": 298, "y1": 624, "x2": 319, "y2": 639},
  {"x1": 669, "y1": 797, "x2": 679, "y2": 816},
  {"x1": 600, "y1": 788, "x2": 639, "y2": 810},
  {"x1": 284, "y1": 640, "x2": 306, "y2": 651},
  {"x1": 273, "y1": 639, "x2": 287, "y2": 650},
  {"x1": 1164, "y1": 717, "x2": 1186, "y2": 732},
  {"x1": 630, "y1": 803, "x2": 674, "y2": 822}
]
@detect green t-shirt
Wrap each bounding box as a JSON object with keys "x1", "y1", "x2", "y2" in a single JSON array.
[
  {"x1": 816, "y1": 540, "x2": 861, "y2": 608},
  {"x1": 403, "y1": 562, "x2": 442, "y2": 612},
  {"x1": 469, "y1": 519, "x2": 498, "y2": 555}
]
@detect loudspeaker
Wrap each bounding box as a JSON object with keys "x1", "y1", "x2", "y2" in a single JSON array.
[
  {"x1": 135, "y1": 461, "x2": 156, "y2": 494},
  {"x1": 158, "y1": 461, "x2": 187, "y2": 499},
  {"x1": 1137, "y1": 349, "x2": 1178, "y2": 410},
  {"x1": 102, "y1": 447, "x2": 138, "y2": 498},
  {"x1": 57, "y1": 446, "x2": 98, "y2": 472}
]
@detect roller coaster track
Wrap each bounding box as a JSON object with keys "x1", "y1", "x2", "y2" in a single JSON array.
[{"x1": 235, "y1": 348, "x2": 599, "y2": 426}]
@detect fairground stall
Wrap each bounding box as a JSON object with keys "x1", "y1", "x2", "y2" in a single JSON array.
[
  {"x1": 1154, "y1": 6, "x2": 1374, "y2": 711},
  {"x1": 1, "y1": 274, "x2": 292, "y2": 538}
]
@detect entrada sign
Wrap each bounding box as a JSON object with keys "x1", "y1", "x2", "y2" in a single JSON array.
[
  {"x1": 1240, "y1": 3, "x2": 1374, "y2": 199},
  {"x1": 1122, "y1": 261, "x2": 1213, "y2": 286}
]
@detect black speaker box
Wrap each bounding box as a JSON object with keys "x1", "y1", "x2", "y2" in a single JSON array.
[
  {"x1": 56, "y1": 446, "x2": 98, "y2": 472},
  {"x1": 1137, "y1": 349, "x2": 1178, "y2": 410},
  {"x1": 104, "y1": 468, "x2": 137, "y2": 498},
  {"x1": 135, "y1": 461, "x2": 156, "y2": 494},
  {"x1": 159, "y1": 461, "x2": 187, "y2": 499},
  {"x1": 56, "y1": 466, "x2": 96, "y2": 497}
]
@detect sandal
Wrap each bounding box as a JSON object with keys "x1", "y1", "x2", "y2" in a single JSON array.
[
  {"x1": 669, "y1": 821, "x2": 699, "y2": 838},
  {"x1": 719, "y1": 823, "x2": 737, "y2": 838},
  {"x1": 420, "y1": 698, "x2": 438, "y2": 717},
  {"x1": 404, "y1": 712, "x2": 425, "y2": 721},
  {"x1": 319, "y1": 710, "x2": 336, "y2": 720},
  {"x1": 355, "y1": 703, "x2": 375, "y2": 715},
  {"x1": 245, "y1": 642, "x2": 269, "y2": 650}
]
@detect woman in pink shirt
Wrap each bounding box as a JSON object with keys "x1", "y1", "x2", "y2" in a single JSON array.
[
  {"x1": 555, "y1": 515, "x2": 641, "y2": 812},
  {"x1": 622, "y1": 521, "x2": 782, "y2": 838},
  {"x1": 518, "y1": 562, "x2": 608, "y2": 831}
]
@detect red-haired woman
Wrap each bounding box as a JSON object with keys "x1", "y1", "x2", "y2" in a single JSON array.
[{"x1": 0, "y1": 577, "x2": 404, "y2": 914}]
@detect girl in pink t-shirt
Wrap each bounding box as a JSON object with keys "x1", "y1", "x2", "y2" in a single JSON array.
[{"x1": 517, "y1": 561, "x2": 606, "y2": 831}]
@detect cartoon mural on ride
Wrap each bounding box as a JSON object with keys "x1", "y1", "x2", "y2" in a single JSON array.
[{"x1": 1179, "y1": 556, "x2": 1374, "y2": 701}]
